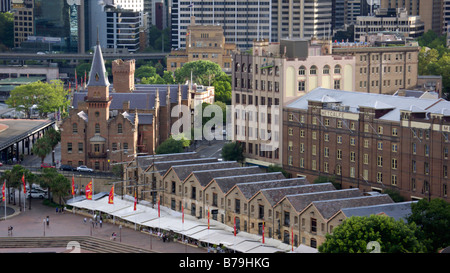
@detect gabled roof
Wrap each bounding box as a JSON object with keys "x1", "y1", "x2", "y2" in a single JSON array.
[
  {"x1": 209, "y1": 172, "x2": 286, "y2": 194},
  {"x1": 233, "y1": 177, "x2": 309, "y2": 200},
  {"x1": 166, "y1": 161, "x2": 240, "y2": 181},
  {"x1": 310, "y1": 194, "x2": 394, "y2": 220},
  {"x1": 286, "y1": 188, "x2": 363, "y2": 214},
  {"x1": 146, "y1": 157, "x2": 218, "y2": 176},
  {"x1": 136, "y1": 152, "x2": 201, "y2": 171},
  {"x1": 259, "y1": 183, "x2": 336, "y2": 207},
  {"x1": 188, "y1": 166, "x2": 262, "y2": 187},
  {"x1": 339, "y1": 201, "x2": 416, "y2": 221}
]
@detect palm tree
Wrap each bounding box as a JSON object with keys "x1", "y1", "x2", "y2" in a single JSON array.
[
  {"x1": 45, "y1": 128, "x2": 61, "y2": 165},
  {"x1": 32, "y1": 137, "x2": 51, "y2": 164},
  {"x1": 51, "y1": 174, "x2": 70, "y2": 206}
]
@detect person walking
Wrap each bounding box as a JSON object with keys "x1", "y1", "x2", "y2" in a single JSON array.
[{"x1": 46, "y1": 216, "x2": 49, "y2": 227}]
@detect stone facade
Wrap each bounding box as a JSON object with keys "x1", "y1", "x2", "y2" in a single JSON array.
[{"x1": 60, "y1": 42, "x2": 192, "y2": 172}]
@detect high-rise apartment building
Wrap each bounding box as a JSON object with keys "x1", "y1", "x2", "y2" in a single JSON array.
[
  {"x1": 11, "y1": 0, "x2": 33, "y2": 48},
  {"x1": 104, "y1": 4, "x2": 147, "y2": 53},
  {"x1": 231, "y1": 38, "x2": 355, "y2": 167},
  {"x1": 333, "y1": 33, "x2": 421, "y2": 95},
  {"x1": 354, "y1": 8, "x2": 425, "y2": 41},
  {"x1": 0, "y1": 0, "x2": 11, "y2": 12},
  {"x1": 171, "y1": 0, "x2": 333, "y2": 50},
  {"x1": 380, "y1": 0, "x2": 444, "y2": 34}
]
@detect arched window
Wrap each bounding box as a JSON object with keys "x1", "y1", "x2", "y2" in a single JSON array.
[
  {"x1": 323, "y1": 65, "x2": 330, "y2": 74},
  {"x1": 235, "y1": 62, "x2": 240, "y2": 72},
  {"x1": 298, "y1": 66, "x2": 306, "y2": 75},
  {"x1": 248, "y1": 64, "x2": 252, "y2": 73},
  {"x1": 310, "y1": 65, "x2": 317, "y2": 75},
  {"x1": 310, "y1": 238, "x2": 317, "y2": 248},
  {"x1": 242, "y1": 63, "x2": 247, "y2": 72},
  {"x1": 334, "y1": 65, "x2": 341, "y2": 74}
]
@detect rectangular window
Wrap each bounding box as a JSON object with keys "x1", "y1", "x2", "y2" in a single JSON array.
[
  {"x1": 68, "y1": 143, "x2": 72, "y2": 153},
  {"x1": 377, "y1": 156, "x2": 383, "y2": 167}
]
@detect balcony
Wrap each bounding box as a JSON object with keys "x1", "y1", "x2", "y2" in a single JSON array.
[{"x1": 88, "y1": 152, "x2": 107, "y2": 158}]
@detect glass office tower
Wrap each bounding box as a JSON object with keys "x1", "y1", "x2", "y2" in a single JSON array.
[{"x1": 33, "y1": 0, "x2": 79, "y2": 52}]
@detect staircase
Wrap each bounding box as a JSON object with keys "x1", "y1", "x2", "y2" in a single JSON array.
[{"x1": 0, "y1": 236, "x2": 154, "y2": 253}]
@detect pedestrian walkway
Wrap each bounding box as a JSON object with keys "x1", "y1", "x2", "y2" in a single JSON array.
[{"x1": 0, "y1": 199, "x2": 206, "y2": 253}]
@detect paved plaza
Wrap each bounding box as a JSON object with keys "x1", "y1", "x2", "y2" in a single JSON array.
[{"x1": 0, "y1": 199, "x2": 206, "y2": 253}]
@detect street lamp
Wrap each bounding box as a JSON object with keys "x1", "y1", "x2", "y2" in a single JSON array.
[
  {"x1": 43, "y1": 219, "x2": 46, "y2": 236},
  {"x1": 119, "y1": 225, "x2": 122, "y2": 242}
]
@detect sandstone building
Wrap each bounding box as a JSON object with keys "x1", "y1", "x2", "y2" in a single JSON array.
[{"x1": 60, "y1": 41, "x2": 192, "y2": 171}]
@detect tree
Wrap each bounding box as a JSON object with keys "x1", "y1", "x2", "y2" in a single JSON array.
[
  {"x1": 267, "y1": 165, "x2": 288, "y2": 178},
  {"x1": 406, "y1": 198, "x2": 450, "y2": 252},
  {"x1": 0, "y1": 12, "x2": 13, "y2": 50},
  {"x1": 156, "y1": 136, "x2": 185, "y2": 154},
  {"x1": 50, "y1": 173, "x2": 71, "y2": 206},
  {"x1": 135, "y1": 65, "x2": 157, "y2": 80},
  {"x1": 211, "y1": 74, "x2": 232, "y2": 104},
  {"x1": 39, "y1": 168, "x2": 62, "y2": 202},
  {"x1": 2, "y1": 165, "x2": 33, "y2": 210},
  {"x1": 221, "y1": 142, "x2": 244, "y2": 162},
  {"x1": 6, "y1": 80, "x2": 70, "y2": 118},
  {"x1": 32, "y1": 137, "x2": 52, "y2": 164},
  {"x1": 173, "y1": 60, "x2": 226, "y2": 86},
  {"x1": 319, "y1": 215, "x2": 427, "y2": 253},
  {"x1": 45, "y1": 128, "x2": 61, "y2": 165},
  {"x1": 313, "y1": 175, "x2": 341, "y2": 189},
  {"x1": 382, "y1": 188, "x2": 405, "y2": 202}
]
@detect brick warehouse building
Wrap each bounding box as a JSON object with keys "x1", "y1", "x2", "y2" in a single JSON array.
[
  {"x1": 283, "y1": 87, "x2": 450, "y2": 202},
  {"x1": 60, "y1": 41, "x2": 192, "y2": 171}
]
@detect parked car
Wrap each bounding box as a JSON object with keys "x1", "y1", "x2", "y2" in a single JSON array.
[
  {"x1": 41, "y1": 163, "x2": 55, "y2": 169},
  {"x1": 77, "y1": 165, "x2": 93, "y2": 172},
  {"x1": 60, "y1": 164, "x2": 75, "y2": 171},
  {"x1": 26, "y1": 184, "x2": 48, "y2": 193},
  {"x1": 27, "y1": 189, "x2": 48, "y2": 199}
]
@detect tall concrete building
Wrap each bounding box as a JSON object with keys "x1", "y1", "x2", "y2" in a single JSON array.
[
  {"x1": 0, "y1": 0, "x2": 11, "y2": 12},
  {"x1": 231, "y1": 38, "x2": 355, "y2": 167},
  {"x1": 380, "y1": 0, "x2": 444, "y2": 34},
  {"x1": 171, "y1": 0, "x2": 334, "y2": 50},
  {"x1": 354, "y1": 8, "x2": 425, "y2": 41}
]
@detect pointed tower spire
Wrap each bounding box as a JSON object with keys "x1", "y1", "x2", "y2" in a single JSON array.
[{"x1": 87, "y1": 39, "x2": 110, "y2": 87}]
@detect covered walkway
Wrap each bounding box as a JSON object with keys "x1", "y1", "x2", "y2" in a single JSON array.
[{"x1": 68, "y1": 194, "x2": 317, "y2": 253}]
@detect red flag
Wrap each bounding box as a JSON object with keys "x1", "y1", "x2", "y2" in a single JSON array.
[
  {"x1": 233, "y1": 216, "x2": 236, "y2": 236},
  {"x1": 108, "y1": 185, "x2": 114, "y2": 204},
  {"x1": 75, "y1": 70, "x2": 77, "y2": 90},
  {"x1": 291, "y1": 227, "x2": 294, "y2": 251},
  {"x1": 207, "y1": 209, "x2": 210, "y2": 229},
  {"x1": 262, "y1": 222, "x2": 265, "y2": 244},
  {"x1": 133, "y1": 188, "x2": 137, "y2": 211},
  {"x1": 182, "y1": 204, "x2": 184, "y2": 224},
  {"x1": 86, "y1": 181, "x2": 92, "y2": 200},
  {"x1": 2, "y1": 181, "x2": 5, "y2": 201},
  {"x1": 158, "y1": 198, "x2": 160, "y2": 217},
  {"x1": 22, "y1": 174, "x2": 26, "y2": 194},
  {"x1": 71, "y1": 175, "x2": 75, "y2": 195}
]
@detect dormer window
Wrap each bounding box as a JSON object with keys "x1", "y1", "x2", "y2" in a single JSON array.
[{"x1": 95, "y1": 73, "x2": 99, "y2": 81}]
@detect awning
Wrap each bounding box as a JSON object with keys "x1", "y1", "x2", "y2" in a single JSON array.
[{"x1": 69, "y1": 196, "x2": 292, "y2": 253}]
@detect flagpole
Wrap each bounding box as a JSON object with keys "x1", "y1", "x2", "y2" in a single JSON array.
[{"x1": 3, "y1": 181, "x2": 6, "y2": 221}]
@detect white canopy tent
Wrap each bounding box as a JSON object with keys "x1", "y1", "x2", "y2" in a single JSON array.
[{"x1": 69, "y1": 195, "x2": 298, "y2": 253}]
